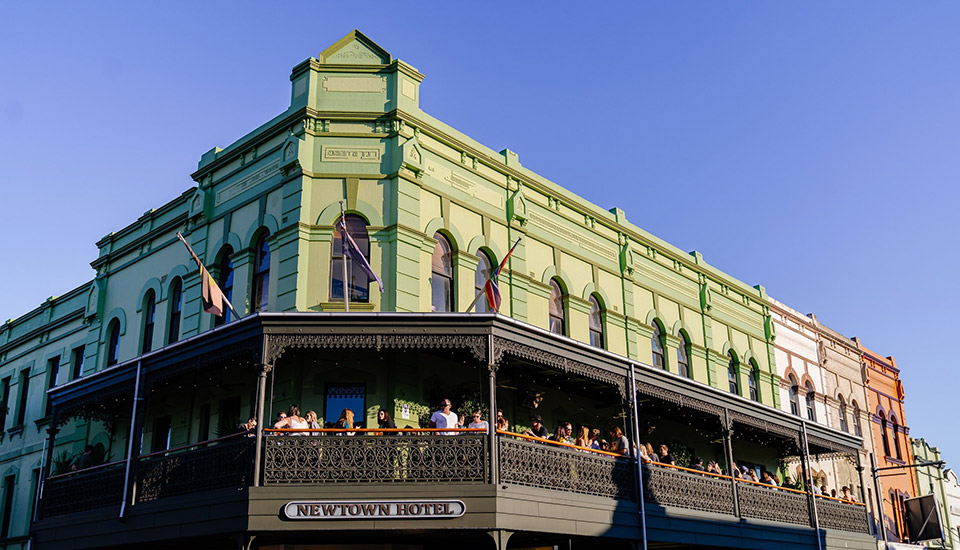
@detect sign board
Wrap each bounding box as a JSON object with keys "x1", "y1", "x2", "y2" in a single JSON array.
[
  {"x1": 283, "y1": 500, "x2": 465, "y2": 520},
  {"x1": 904, "y1": 494, "x2": 944, "y2": 543}
]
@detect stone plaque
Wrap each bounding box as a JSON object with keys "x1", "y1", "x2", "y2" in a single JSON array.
[{"x1": 322, "y1": 146, "x2": 381, "y2": 163}]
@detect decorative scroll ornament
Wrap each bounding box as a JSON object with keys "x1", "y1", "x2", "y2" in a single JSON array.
[
  {"x1": 738, "y1": 483, "x2": 810, "y2": 527},
  {"x1": 728, "y1": 411, "x2": 802, "y2": 451},
  {"x1": 634, "y1": 382, "x2": 725, "y2": 422},
  {"x1": 499, "y1": 437, "x2": 633, "y2": 500},
  {"x1": 643, "y1": 465, "x2": 735, "y2": 515},
  {"x1": 264, "y1": 333, "x2": 487, "y2": 365},
  {"x1": 491, "y1": 337, "x2": 627, "y2": 396}
]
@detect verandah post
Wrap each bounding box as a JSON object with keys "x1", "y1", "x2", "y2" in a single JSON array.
[{"x1": 486, "y1": 333, "x2": 497, "y2": 485}]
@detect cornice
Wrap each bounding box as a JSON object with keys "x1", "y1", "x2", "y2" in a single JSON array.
[
  {"x1": 91, "y1": 212, "x2": 189, "y2": 270},
  {"x1": 0, "y1": 308, "x2": 86, "y2": 360},
  {"x1": 95, "y1": 189, "x2": 192, "y2": 250}
]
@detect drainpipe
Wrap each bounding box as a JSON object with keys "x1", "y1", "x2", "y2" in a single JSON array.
[
  {"x1": 629, "y1": 364, "x2": 648, "y2": 550},
  {"x1": 119, "y1": 360, "x2": 143, "y2": 519},
  {"x1": 801, "y1": 421, "x2": 823, "y2": 550}
]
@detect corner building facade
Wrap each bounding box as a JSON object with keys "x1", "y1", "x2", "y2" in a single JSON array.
[{"x1": 1, "y1": 31, "x2": 876, "y2": 550}]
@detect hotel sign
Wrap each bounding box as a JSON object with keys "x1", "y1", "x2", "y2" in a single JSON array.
[{"x1": 283, "y1": 499, "x2": 465, "y2": 520}]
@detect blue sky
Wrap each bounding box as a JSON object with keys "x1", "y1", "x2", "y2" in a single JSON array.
[{"x1": 1, "y1": 3, "x2": 957, "y2": 464}]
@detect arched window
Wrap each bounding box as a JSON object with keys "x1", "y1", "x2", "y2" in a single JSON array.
[
  {"x1": 548, "y1": 279, "x2": 565, "y2": 335},
  {"x1": 677, "y1": 333, "x2": 690, "y2": 378},
  {"x1": 838, "y1": 396, "x2": 848, "y2": 433},
  {"x1": 891, "y1": 414, "x2": 902, "y2": 460},
  {"x1": 106, "y1": 320, "x2": 121, "y2": 367},
  {"x1": 805, "y1": 381, "x2": 817, "y2": 421},
  {"x1": 727, "y1": 351, "x2": 740, "y2": 395},
  {"x1": 748, "y1": 360, "x2": 760, "y2": 402},
  {"x1": 251, "y1": 232, "x2": 270, "y2": 313},
  {"x1": 214, "y1": 246, "x2": 234, "y2": 327},
  {"x1": 651, "y1": 321, "x2": 665, "y2": 369},
  {"x1": 141, "y1": 291, "x2": 156, "y2": 354},
  {"x1": 167, "y1": 278, "x2": 182, "y2": 345},
  {"x1": 431, "y1": 233, "x2": 454, "y2": 312},
  {"x1": 331, "y1": 215, "x2": 371, "y2": 303},
  {"x1": 852, "y1": 400, "x2": 862, "y2": 436},
  {"x1": 588, "y1": 295, "x2": 603, "y2": 348},
  {"x1": 474, "y1": 250, "x2": 493, "y2": 313},
  {"x1": 879, "y1": 410, "x2": 892, "y2": 457},
  {"x1": 789, "y1": 375, "x2": 801, "y2": 416}
]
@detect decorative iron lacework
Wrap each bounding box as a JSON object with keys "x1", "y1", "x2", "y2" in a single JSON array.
[
  {"x1": 491, "y1": 337, "x2": 627, "y2": 396},
  {"x1": 265, "y1": 333, "x2": 487, "y2": 365},
  {"x1": 54, "y1": 405, "x2": 119, "y2": 432},
  {"x1": 635, "y1": 383, "x2": 725, "y2": 420},
  {"x1": 805, "y1": 434, "x2": 859, "y2": 457},
  {"x1": 41, "y1": 463, "x2": 125, "y2": 517},
  {"x1": 642, "y1": 465, "x2": 735, "y2": 516},
  {"x1": 149, "y1": 339, "x2": 261, "y2": 386},
  {"x1": 817, "y1": 498, "x2": 870, "y2": 533},
  {"x1": 498, "y1": 437, "x2": 634, "y2": 500},
  {"x1": 136, "y1": 438, "x2": 252, "y2": 502},
  {"x1": 326, "y1": 385, "x2": 365, "y2": 398},
  {"x1": 263, "y1": 434, "x2": 487, "y2": 484},
  {"x1": 728, "y1": 411, "x2": 802, "y2": 450},
  {"x1": 737, "y1": 483, "x2": 810, "y2": 527}
]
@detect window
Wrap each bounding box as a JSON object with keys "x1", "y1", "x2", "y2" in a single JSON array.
[
  {"x1": 651, "y1": 322, "x2": 665, "y2": 369},
  {"x1": 106, "y1": 320, "x2": 121, "y2": 366},
  {"x1": 0, "y1": 378, "x2": 9, "y2": 432},
  {"x1": 789, "y1": 375, "x2": 801, "y2": 416},
  {"x1": 167, "y1": 279, "x2": 182, "y2": 345},
  {"x1": 0, "y1": 474, "x2": 14, "y2": 539},
  {"x1": 198, "y1": 403, "x2": 211, "y2": 442},
  {"x1": 548, "y1": 279, "x2": 565, "y2": 335},
  {"x1": 838, "y1": 396, "x2": 848, "y2": 433},
  {"x1": 748, "y1": 360, "x2": 760, "y2": 402},
  {"x1": 852, "y1": 401, "x2": 862, "y2": 436},
  {"x1": 251, "y1": 232, "x2": 270, "y2": 313},
  {"x1": 475, "y1": 250, "x2": 493, "y2": 313},
  {"x1": 879, "y1": 410, "x2": 891, "y2": 457},
  {"x1": 588, "y1": 295, "x2": 604, "y2": 348},
  {"x1": 219, "y1": 396, "x2": 241, "y2": 437},
  {"x1": 71, "y1": 346, "x2": 84, "y2": 380},
  {"x1": 891, "y1": 414, "x2": 902, "y2": 460},
  {"x1": 44, "y1": 356, "x2": 60, "y2": 417},
  {"x1": 677, "y1": 333, "x2": 690, "y2": 378},
  {"x1": 214, "y1": 247, "x2": 234, "y2": 327},
  {"x1": 15, "y1": 369, "x2": 30, "y2": 427},
  {"x1": 331, "y1": 215, "x2": 371, "y2": 303},
  {"x1": 325, "y1": 384, "x2": 366, "y2": 429},
  {"x1": 141, "y1": 290, "x2": 156, "y2": 354},
  {"x1": 805, "y1": 381, "x2": 817, "y2": 421},
  {"x1": 151, "y1": 415, "x2": 172, "y2": 453},
  {"x1": 727, "y1": 352, "x2": 739, "y2": 395},
  {"x1": 431, "y1": 233, "x2": 454, "y2": 312}
]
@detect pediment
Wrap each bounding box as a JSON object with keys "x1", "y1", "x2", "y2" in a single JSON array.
[{"x1": 319, "y1": 30, "x2": 391, "y2": 65}]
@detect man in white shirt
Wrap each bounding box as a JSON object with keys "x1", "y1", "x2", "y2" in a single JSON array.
[{"x1": 429, "y1": 399, "x2": 459, "y2": 435}]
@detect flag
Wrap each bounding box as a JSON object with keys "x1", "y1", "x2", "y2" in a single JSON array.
[
  {"x1": 484, "y1": 237, "x2": 520, "y2": 312},
  {"x1": 339, "y1": 215, "x2": 384, "y2": 293},
  {"x1": 177, "y1": 232, "x2": 232, "y2": 318}
]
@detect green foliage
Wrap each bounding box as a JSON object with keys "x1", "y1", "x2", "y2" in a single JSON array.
[
  {"x1": 214, "y1": 412, "x2": 239, "y2": 438},
  {"x1": 393, "y1": 399, "x2": 431, "y2": 428},
  {"x1": 667, "y1": 440, "x2": 694, "y2": 468},
  {"x1": 52, "y1": 451, "x2": 76, "y2": 476}
]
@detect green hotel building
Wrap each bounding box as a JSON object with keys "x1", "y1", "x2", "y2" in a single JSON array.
[{"x1": 0, "y1": 31, "x2": 873, "y2": 549}]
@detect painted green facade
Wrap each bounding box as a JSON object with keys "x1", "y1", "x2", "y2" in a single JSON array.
[
  {"x1": 913, "y1": 437, "x2": 954, "y2": 548},
  {"x1": 0, "y1": 30, "x2": 783, "y2": 547}
]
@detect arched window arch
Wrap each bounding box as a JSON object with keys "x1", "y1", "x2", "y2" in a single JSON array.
[
  {"x1": 214, "y1": 246, "x2": 234, "y2": 327},
  {"x1": 852, "y1": 400, "x2": 862, "y2": 436},
  {"x1": 677, "y1": 332, "x2": 691, "y2": 378},
  {"x1": 106, "y1": 320, "x2": 121, "y2": 367},
  {"x1": 167, "y1": 278, "x2": 182, "y2": 345},
  {"x1": 890, "y1": 414, "x2": 902, "y2": 460},
  {"x1": 748, "y1": 360, "x2": 760, "y2": 402},
  {"x1": 474, "y1": 250, "x2": 494, "y2": 313},
  {"x1": 251, "y1": 231, "x2": 270, "y2": 313},
  {"x1": 588, "y1": 295, "x2": 604, "y2": 348},
  {"x1": 141, "y1": 290, "x2": 156, "y2": 354},
  {"x1": 879, "y1": 410, "x2": 892, "y2": 457},
  {"x1": 548, "y1": 279, "x2": 565, "y2": 335},
  {"x1": 727, "y1": 351, "x2": 740, "y2": 395},
  {"x1": 788, "y1": 375, "x2": 801, "y2": 416},
  {"x1": 805, "y1": 381, "x2": 817, "y2": 421},
  {"x1": 431, "y1": 233, "x2": 454, "y2": 312},
  {"x1": 838, "y1": 395, "x2": 848, "y2": 433},
  {"x1": 650, "y1": 321, "x2": 665, "y2": 369},
  {"x1": 331, "y1": 215, "x2": 371, "y2": 303}
]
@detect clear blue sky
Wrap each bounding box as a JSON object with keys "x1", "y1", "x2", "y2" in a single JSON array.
[{"x1": 1, "y1": 3, "x2": 957, "y2": 464}]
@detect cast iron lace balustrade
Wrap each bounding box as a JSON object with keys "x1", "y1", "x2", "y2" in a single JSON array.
[
  {"x1": 642, "y1": 464, "x2": 736, "y2": 516},
  {"x1": 816, "y1": 497, "x2": 870, "y2": 533},
  {"x1": 497, "y1": 436, "x2": 634, "y2": 500},
  {"x1": 41, "y1": 462, "x2": 126, "y2": 516},
  {"x1": 263, "y1": 433, "x2": 488, "y2": 484},
  {"x1": 736, "y1": 482, "x2": 810, "y2": 526},
  {"x1": 136, "y1": 436, "x2": 253, "y2": 502}
]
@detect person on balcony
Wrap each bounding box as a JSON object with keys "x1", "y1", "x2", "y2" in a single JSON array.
[
  {"x1": 658, "y1": 444, "x2": 675, "y2": 465},
  {"x1": 589, "y1": 428, "x2": 603, "y2": 450},
  {"x1": 495, "y1": 409, "x2": 509, "y2": 432},
  {"x1": 643, "y1": 442, "x2": 659, "y2": 463},
  {"x1": 840, "y1": 486, "x2": 856, "y2": 502},
  {"x1": 782, "y1": 476, "x2": 796, "y2": 489},
  {"x1": 729, "y1": 461, "x2": 742, "y2": 478},
  {"x1": 691, "y1": 457, "x2": 706, "y2": 472},
  {"x1": 335, "y1": 409, "x2": 357, "y2": 435},
  {"x1": 71, "y1": 446, "x2": 95, "y2": 471},
  {"x1": 741, "y1": 467, "x2": 759, "y2": 482},
  {"x1": 274, "y1": 405, "x2": 308, "y2": 434},
  {"x1": 524, "y1": 415, "x2": 549, "y2": 440},
  {"x1": 609, "y1": 427, "x2": 629, "y2": 455},
  {"x1": 552, "y1": 422, "x2": 574, "y2": 445},
  {"x1": 706, "y1": 460, "x2": 723, "y2": 475},
  {"x1": 761, "y1": 470, "x2": 779, "y2": 487},
  {"x1": 429, "y1": 399, "x2": 459, "y2": 435},
  {"x1": 575, "y1": 426, "x2": 590, "y2": 448},
  {"x1": 237, "y1": 417, "x2": 257, "y2": 437},
  {"x1": 305, "y1": 411, "x2": 321, "y2": 434},
  {"x1": 377, "y1": 409, "x2": 397, "y2": 433},
  {"x1": 468, "y1": 410, "x2": 489, "y2": 432}
]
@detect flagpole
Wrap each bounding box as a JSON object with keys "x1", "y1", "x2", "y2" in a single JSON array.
[
  {"x1": 465, "y1": 289, "x2": 484, "y2": 313},
  {"x1": 340, "y1": 201, "x2": 349, "y2": 313}
]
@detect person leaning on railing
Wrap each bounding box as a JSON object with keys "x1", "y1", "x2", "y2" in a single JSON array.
[
  {"x1": 609, "y1": 427, "x2": 630, "y2": 456},
  {"x1": 495, "y1": 409, "x2": 509, "y2": 432},
  {"x1": 376, "y1": 409, "x2": 397, "y2": 435},
  {"x1": 468, "y1": 410, "x2": 489, "y2": 432},
  {"x1": 523, "y1": 415, "x2": 549, "y2": 440},
  {"x1": 274, "y1": 405, "x2": 308, "y2": 434},
  {"x1": 429, "y1": 399, "x2": 459, "y2": 435},
  {"x1": 552, "y1": 422, "x2": 574, "y2": 445}
]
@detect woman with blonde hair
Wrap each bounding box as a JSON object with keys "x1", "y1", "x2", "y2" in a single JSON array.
[
  {"x1": 575, "y1": 426, "x2": 591, "y2": 448},
  {"x1": 273, "y1": 404, "x2": 309, "y2": 434},
  {"x1": 305, "y1": 410, "x2": 321, "y2": 434},
  {"x1": 336, "y1": 408, "x2": 356, "y2": 436}
]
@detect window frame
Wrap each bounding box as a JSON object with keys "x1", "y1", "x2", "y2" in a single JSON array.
[
  {"x1": 430, "y1": 233, "x2": 454, "y2": 312},
  {"x1": 251, "y1": 231, "x2": 271, "y2": 313},
  {"x1": 651, "y1": 321, "x2": 665, "y2": 369},
  {"x1": 330, "y1": 215, "x2": 372, "y2": 304},
  {"x1": 588, "y1": 295, "x2": 604, "y2": 349},
  {"x1": 106, "y1": 320, "x2": 121, "y2": 367},
  {"x1": 167, "y1": 279, "x2": 182, "y2": 345},
  {"x1": 214, "y1": 247, "x2": 235, "y2": 327},
  {"x1": 474, "y1": 250, "x2": 494, "y2": 313},
  {"x1": 676, "y1": 332, "x2": 691, "y2": 378},
  {"x1": 748, "y1": 360, "x2": 760, "y2": 402},
  {"x1": 548, "y1": 279, "x2": 565, "y2": 336},
  {"x1": 727, "y1": 352, "x2": 740, "y2": 395},
  {"x1": 804, "y1": 381, "x2": 817, "y2": 421},
  {"x1": 788, "y1": 375, "x2": 801, "y2": 416},
  {"x1": 141, "y1": 290, "x2": 156, "y2": 354}
]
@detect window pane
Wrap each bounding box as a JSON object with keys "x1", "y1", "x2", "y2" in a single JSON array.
[
  {"x1": 475, "y1": 251, "x2": 492, "y2": 313},
  {"x1": 252, "y1": 233, "x2": 270, "y2": 313},
  {"x1": 588, "y1": 296, "x2": 603, "y2": 348},
  {"x1": 651, "y1": 324, "x2": 664, "y2": 368},
  {"x1": 331, "y1": 215, "x2": 371, "y2": 303},
  {"x1": 548, "y1": 280, "x2": 564, "y2": 335}
]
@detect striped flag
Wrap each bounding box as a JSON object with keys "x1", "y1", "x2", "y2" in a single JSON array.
[
  {"x1": 177, "y1": 232, "x2": 236, "y2": 318},
  {"x1": 339, "y1": 213, "x2": 384, "y2": 293},
  {"x1": 484, "y1": 237, "x2": 520, "y2": 312}
]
